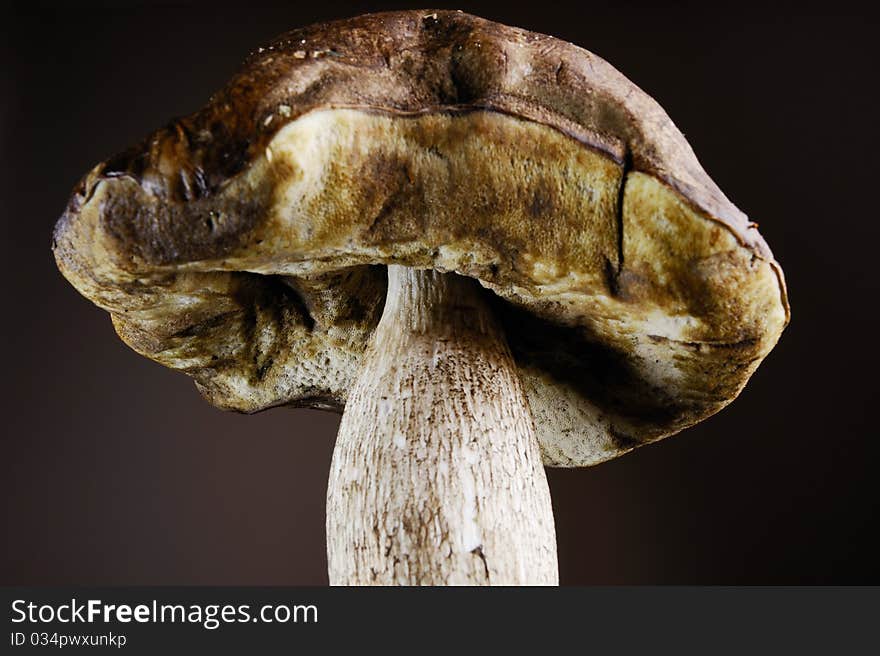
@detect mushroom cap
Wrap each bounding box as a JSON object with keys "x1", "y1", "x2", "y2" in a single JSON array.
[{"x1": 53, "y1": 10, "x2": 789, "y2": 467}]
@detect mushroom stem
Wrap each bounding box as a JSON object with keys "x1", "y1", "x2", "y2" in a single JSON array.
[{"x1": 326, "y1": 265, "x2": 558, "y2": 585}]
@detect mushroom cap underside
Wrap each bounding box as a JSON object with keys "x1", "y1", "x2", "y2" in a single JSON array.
[{"x1": 52, "y1": 10, "x2": 789, "y2": 466}]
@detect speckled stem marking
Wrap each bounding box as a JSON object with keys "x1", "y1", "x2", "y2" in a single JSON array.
[{"x1": 326, "y1": 266, "x2": 558, "y2": 585}]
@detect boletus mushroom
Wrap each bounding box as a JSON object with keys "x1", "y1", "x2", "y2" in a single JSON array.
[{"x1": 53, "y1": 10, "x2": 789, "y2": 585}]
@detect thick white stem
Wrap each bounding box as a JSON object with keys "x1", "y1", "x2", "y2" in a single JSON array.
[{"x1": 326, "y1": 266, "x2": 558, "y2": 585}]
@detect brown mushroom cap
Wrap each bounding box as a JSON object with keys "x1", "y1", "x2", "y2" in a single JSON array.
[{"x1": 52, "y1": 10, "x2": 789, "y2": 466}]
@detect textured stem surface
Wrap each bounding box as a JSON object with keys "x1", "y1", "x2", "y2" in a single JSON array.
[{"x1": 326, "y1": 266, "x2": 558, "y2": 585}]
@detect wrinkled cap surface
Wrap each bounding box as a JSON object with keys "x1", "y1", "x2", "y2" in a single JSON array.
[{"x1": 53, "y1": 9, "x2": 789, "y2": 466}]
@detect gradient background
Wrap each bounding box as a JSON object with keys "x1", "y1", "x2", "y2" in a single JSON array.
[{"x1": 3, "y1": 0, "x2": 877, "y2": 585}]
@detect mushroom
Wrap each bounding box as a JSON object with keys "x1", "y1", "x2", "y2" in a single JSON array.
[{"x1": 52, "y1": 10, "x2": 789, "y2": 585}]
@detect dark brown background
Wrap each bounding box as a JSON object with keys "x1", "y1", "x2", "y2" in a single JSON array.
[{"x1": 3, "y1": 0, "x2": 877, "y2": 585}]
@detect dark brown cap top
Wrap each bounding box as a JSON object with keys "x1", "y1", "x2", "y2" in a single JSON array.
[{"x1": 53, "y1": 10, "x2": 789, "y2": 466}]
